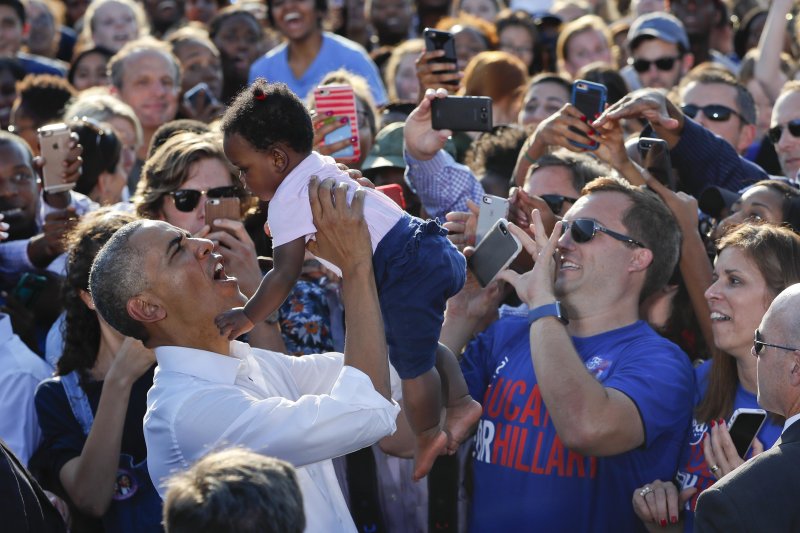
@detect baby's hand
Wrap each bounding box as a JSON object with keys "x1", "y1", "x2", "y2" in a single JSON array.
[{"x1": 215, "y1": 307, "x2": 255, "y2": 339}]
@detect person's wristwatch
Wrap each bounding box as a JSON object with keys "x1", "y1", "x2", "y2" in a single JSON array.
[{"x1": 528, "y1": 301, "x2": 568, "y2": 325}]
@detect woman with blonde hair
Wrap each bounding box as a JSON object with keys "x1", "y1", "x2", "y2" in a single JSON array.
[{"x1": 556, "y1": 14, "x2": 614, "y2": 79}]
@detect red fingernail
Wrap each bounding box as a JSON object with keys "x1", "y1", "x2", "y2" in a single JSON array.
[
  {"x1": 660, "y1": 519, "x2": 667, "y2": 527},
  {"x1": 325, "y1": 111, "x2": 333, "y2": 116},
  {"x1": 711, "y1": 420, "x2": 716, "y2": 427},
  {"x1": 718, "y1": 418, "x2": 724, "y2": 425},
  {"x1": 671, "y1": 516, "x2": 678, "y2": 524},
  {"x1": 580, "y1": 115, "x2": 586, "y2": 121},
  {"x1": 590, "y1": 140, "x2": 597, "y2": 146},
  {"x1": 350, "y1": 136, "x2": 357, "y2": 143},
  {"x1": 594, "y1": 112, "x2": 601, "y2": 118},
  {"x1": 340, "y1": 117, "x2": 348, "y2": 124},
  {"x1": 587, "y1": 130, "x2": 594, "y2": 136}
]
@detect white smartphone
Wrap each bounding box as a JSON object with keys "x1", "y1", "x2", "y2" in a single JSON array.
[
  {"x1": 38, "y1": 123, "x2": 74, "y2": 193},
  {"x1": 467, "y1": 218, "x2": 522, "y2": 287},
  {"x1": 476, "y1": 194, "x2": 510, "y2": 244},
  {"x1": 728, "y1": 408, "x2": 767, "y2": 458}
]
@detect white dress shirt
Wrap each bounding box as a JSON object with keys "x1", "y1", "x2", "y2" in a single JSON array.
[
  {"x1": 0, "y1": 313, "x2": 53, "y2": 465},
  {"x1": 145, "y1": 341, "x2": 400, "y2": 533},
  {"x1": 782, "y1": 412, "x2": 800, "y2": 435}
]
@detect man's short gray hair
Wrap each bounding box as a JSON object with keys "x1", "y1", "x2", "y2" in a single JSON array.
[
  {"x1": 108, "y1": 37, "x2": 181, "y2": 90},
  {"x1": 89, "y1": 220, "x2": 150, "y2": 342}
]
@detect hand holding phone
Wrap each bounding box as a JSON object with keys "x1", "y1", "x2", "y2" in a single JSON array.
[
  {"x1": 314, "y1": 85, "x2": 360, "y2": 162},
  {"x1": 728, "y1": 408, "x2": 767, "y2": 458},
  {"x1": 184, "y1": 82, "x2": 219, "y2": 109},
  {"x1": 476, "y1": 194, "x2": 510, "y2": 244},
  {"x1": 638, "y1": 137, "x2": 675, "y2": 190},
  {"x1": 431, "y1": 96, "x2": 493, "y2": 132},
  {"x1": 205, "y1": 197, "x2": 241, "y2": 231},
  {"x1": 423, "y1": 28, "x2": 458, "y2": 86},
  {"x1": 570, "y1": 80, "x2": 607, "y2": 151},
  {"x1": 38, "y1": 123, "x2": 74, "y2": 193}
]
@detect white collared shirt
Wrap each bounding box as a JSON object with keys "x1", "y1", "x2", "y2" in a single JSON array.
[
  {"x1": 0, "y1": 313, "x2": 53, "y2": 465},
  {"x1": 782, "y1": 412, "x2": 800, "y2": 435},
  {"x1": 145, "y1": 341, "x2": 399, "y2": 533}
]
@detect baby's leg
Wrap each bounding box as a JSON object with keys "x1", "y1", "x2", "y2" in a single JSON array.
[
  {"x1": 401, "y1": 368, "x2": 448, "y2": 481},
  {"x1": 436, "y1": 343, "x2": 483, "y2": 454}
]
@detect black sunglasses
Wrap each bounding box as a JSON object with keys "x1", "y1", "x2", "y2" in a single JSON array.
[
  {"x1": 629, "y1": 56, "x2": 680, "y2": 73},
  {"x1": 767, "y1": 119, "x2": 800, "y2": 144},
  {"x1": 561, "y1": 218, "x2": 646, "y2": 248},
  {"x1": 682, "y1": 104, "x2": 746, "y2": 123},
  {"x1": 169, "y1": 185, "x2": 239, "y2": 212},
  {"x1": 541, "y1": 194, "x2": 578, "y2": 215},
  {"x1": 753, "y1": 329, "x2": 799, "y2": 356}
]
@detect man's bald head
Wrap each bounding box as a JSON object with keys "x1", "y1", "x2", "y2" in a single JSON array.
[{"x1": 764, "y1": 283, "x2": 800, "y2": 347}]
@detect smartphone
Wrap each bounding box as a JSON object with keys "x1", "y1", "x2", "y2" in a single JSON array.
[
  {"x1": 376, "y1": 184, "x2": 406, "y2": 210},
  {"x1": 638, "y1": 137, "x2": 675, "y2": 190},
  {"x1": 184, "y1": 82, "x2": 219, "y2": 108},
  {"x1": 728, "y1": 408, "x2": 767, "y2": 458},
  {"x1": 467, "y1": 219, "x2": 522, "y2": 287},
  {"x1": 38, "y1": 123, "x2": 74, "y2": 193},
  {"x1": 314, "y1": 85, "x2": 360, "y2": 162},
  {"x1": 205, "y1": 197, "x2": 241, "y2": 230},
  {"x1": 476, "y1": 194, "x2": 510, "y2": 244},
  {"x1": 423, "y1": 28, "x2": 458, "y2": 85},
  {"x1": 570, "y1": 80, "x2": 607, "y2": 151},
  {"x1": 431, "y1": 96, "x2": 493, "y2": 132}
]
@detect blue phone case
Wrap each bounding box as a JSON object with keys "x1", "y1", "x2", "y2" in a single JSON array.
[
  {"x1": 569, "y1": 80, "x2": 607, "y2": 151},
  {"x1": 325, "y1": 117, "x2": 355, "y2": 158}
]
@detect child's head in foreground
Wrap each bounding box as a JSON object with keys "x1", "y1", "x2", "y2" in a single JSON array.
[{"x1": 221, "y1": 79, "x2": 314, "y2": 201}]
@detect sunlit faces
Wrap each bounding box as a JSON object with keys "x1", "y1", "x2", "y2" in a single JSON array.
[
  {"x1": 518, "y1": 81, "x2": 569, "y2": 129},
  {"x1": 631, "y1": 39, "x2": 685, "y2": 90},
  {"x1": 717, "y1": 186, "x2": 787, "y2": 239},
  {"x1": 523, "y1": 164, "x2": 581, "y2": 216},
  {"x1": 458, "y1": 0, "x2": 499, "y2": 23},
  {"x1": 554, "y1": 192, "x2": 644, "y2": 303},
  {"x1": 772, "y1": 90, "x2": 800, "y2": 180},
  {"x1": 272, "y1": 0, "x2": 318, "y2": 42},
  {"x1": 223, "y1": 133, "x2": 283, "y2": 202},
  {"x1": 212, "y1": 13, "x2": 262, "y2": 81},
  {"x1": 173, "y1": 40, "x2": 223, "y2": 99},
  {"x1": 0, "y1": 141, "x2": 38, "y2": 240},
  {"x1": 705, "y1": 246, "x2": 773, "y2": 358},
  {"x1": 115, "y1": 51, "x2": 179, "y2": 130},
  {"x1": 0, "y1": 5, "x2": 24, "y2": 55},
  {"x1": 369, "y1": 0, "x2": 413, "y2": 41},
  {"x1": 499, "y1": 25, "x2": 534, "y2": 71},
  {"x1": 71, "y1": 51, "x2": 110, "y2": 91},
  {"x1": 159, "y1": 157, "x2": 235, "y2": 234},
  {"x1": 563, "y1": 29, "x2": 612, "y2": 78},
  {"x1": 681, "y1": 82, "x2": 750, "y2": 153},
  {"x1": 394, "y1": 52, "x2": 419, "y2": 102},
  {"x1": 91, "y1": 1, "x2": 140, "y2": 52}
]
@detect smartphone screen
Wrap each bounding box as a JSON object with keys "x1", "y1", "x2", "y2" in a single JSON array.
[{"x1": 729, "y1": 410, "x2": 767, "y2": 457}]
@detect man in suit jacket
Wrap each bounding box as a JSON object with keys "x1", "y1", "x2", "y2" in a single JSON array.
[{"x1": 695, "y1": 283, "x2": 800, "y2": 532}]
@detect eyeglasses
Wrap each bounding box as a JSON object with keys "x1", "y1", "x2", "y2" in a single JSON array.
[
  {"x1": 767, "y1": 119, "x2": 800, "y2": 144},
  {"x1": 753, "y1": 329, "x2": 799, "y2": 356},
  {"x1": 682, "y1": 104, "x2": 746, "y2": 124},
  {"x1": 541, "y1": 194, "x2": 578, "y2": 215},
  {"x1": 629, "y1": 56, "x2": 680, "y2": 73},
  {"x1": 561, "y1": 218, "x2": 646, "y2": 248},
  {"x1": 168, "y1": 185, "x2": 239, "y2": 212}
]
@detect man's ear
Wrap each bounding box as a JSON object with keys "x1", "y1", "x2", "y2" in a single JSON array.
[
  {"x1": 127, "y1": 295, "x2": 166, "y2": 324},
  {"x1": 628, "y1": 247, "x2": 654, "y2": 273},
  {"x1": 736, "y1": 124, "x2": 757, "y2": 155},
  {"x1": 78, "y1": 289, "x2": 95, "y2": 310},
  {"x1": 681, "y1": 53, "x2": 694, "y2": 75},
  {"x1": 789, "y1": 351, "x2": 800, "y2": 387}
]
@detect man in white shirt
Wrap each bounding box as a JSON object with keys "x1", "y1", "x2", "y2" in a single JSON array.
[
  {"x1": 0, "y1": 312, "x2": 52, "y2": 466},
  {"x1": 89, "y1": 178, "x2": 400, "y2": 533},
  {"x1": 695, "y1": 283, "x2": 800, "y2": 531}
]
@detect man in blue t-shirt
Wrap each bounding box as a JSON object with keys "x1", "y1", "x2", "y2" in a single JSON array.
[{"x1": 442, "y1": 177, "x2": 694, "y2": 532}]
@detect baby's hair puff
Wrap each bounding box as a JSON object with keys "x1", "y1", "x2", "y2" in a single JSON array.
[{"x1": 221, "y1": 78, "x2": 314, "y2": 155}]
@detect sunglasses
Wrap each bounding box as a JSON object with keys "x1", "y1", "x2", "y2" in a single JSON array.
[
  {"x1": 767, "y1": 119, "x2": 800, "y2": 144},
  {"x1": 682, "y1": 103, "x2": 746, "y2": 123},
  {"x1": 168, "y1": 185, "x2": 239, "y2": 212},
  {"x1": 541, "y1": 194, "x2": 578, "y2": 215},
  {"x1": 629, "y1": 56, "x2": 680, "y2": 73},
  {"x1": 561, "y1": 218, "x2": 646, "y2": 248},
  {"x1": 753, "y1": 329, "x2": 799, "y2": 356}
]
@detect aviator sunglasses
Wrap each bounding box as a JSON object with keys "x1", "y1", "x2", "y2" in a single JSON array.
[
  {"x1": 561, "y1": 218, "x2": 646, "y2": 248},
  {"x1": 767, "y1": 119, "x2": 800, "y2": 144},
  {"x1": 682, "y1": 104, "x2": 746, "y2": 123},
  {"x1": 629, "y1": 56, "x2": 680, "y2": 73},
  {"x1": 753, "y1": 329, "x2": 799, "y2": 356},
  {"x1": 168, "y1": 185, "x2": 239, "y2": 212}
]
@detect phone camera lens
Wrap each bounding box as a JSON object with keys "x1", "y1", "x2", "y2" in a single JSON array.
[{"x1": 501, "y1": 227, "x2": 507, "y2": 235}]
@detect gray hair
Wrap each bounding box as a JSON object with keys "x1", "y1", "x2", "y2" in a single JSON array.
[
  {"x1": 108, "y1": 37, "x2": 181, "y2": 91},
  {"x1": 89, "y1": 220, "x2": 150, "y2": 342},
  {"x1": 64, "y1": 89, "x2": 144, "y2": 147},
  {"x1": 163, "y1": 448, "x2": 305, "y2": 533}
]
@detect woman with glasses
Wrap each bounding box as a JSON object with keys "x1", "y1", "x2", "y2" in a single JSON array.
[
  {"x1": 133, "y1": 131, "x2": 283, "y2": 351},
  {"x1": 632, "y1": 222, "x2": 800, "y2": 532}
]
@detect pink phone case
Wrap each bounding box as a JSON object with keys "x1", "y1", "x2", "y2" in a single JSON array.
[{"x1": 314, "y1": 85, "x2": 360, "y2": 162}]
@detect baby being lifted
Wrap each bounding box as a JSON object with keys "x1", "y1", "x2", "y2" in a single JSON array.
[{"x1": 215, "y1": 80, "x2": 481, "y2": 480}]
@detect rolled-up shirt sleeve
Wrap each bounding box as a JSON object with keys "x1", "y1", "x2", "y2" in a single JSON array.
[{"x1": 404, "y1": 149, "x2": 484, "y2": 220}]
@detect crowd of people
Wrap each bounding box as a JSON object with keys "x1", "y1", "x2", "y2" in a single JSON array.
[{"x1": 2, "y1": 0, "x2": 800, "y2": 531}]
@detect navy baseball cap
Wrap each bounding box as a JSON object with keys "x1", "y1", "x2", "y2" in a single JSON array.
[{"x1": 628, "y1": 12, "x2": 690, "y2": 51}]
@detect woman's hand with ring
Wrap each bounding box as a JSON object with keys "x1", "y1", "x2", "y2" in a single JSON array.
[{"x1": 632, "y1": 479, "x2": 694, "y2": 531}]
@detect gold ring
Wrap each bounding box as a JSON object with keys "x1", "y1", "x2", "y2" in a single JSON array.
[{"x1": 710, "y1": 464, "x2": 720, "y2": 474}]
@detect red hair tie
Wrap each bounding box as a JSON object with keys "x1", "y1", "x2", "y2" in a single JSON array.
[{"x1": 253, "y1": 87, "x2": 266, "y2": 101}]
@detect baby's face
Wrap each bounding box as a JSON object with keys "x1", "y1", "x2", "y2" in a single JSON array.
[{"x1": 223, "y1": 133, "x2": 281, "y2": 201}]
